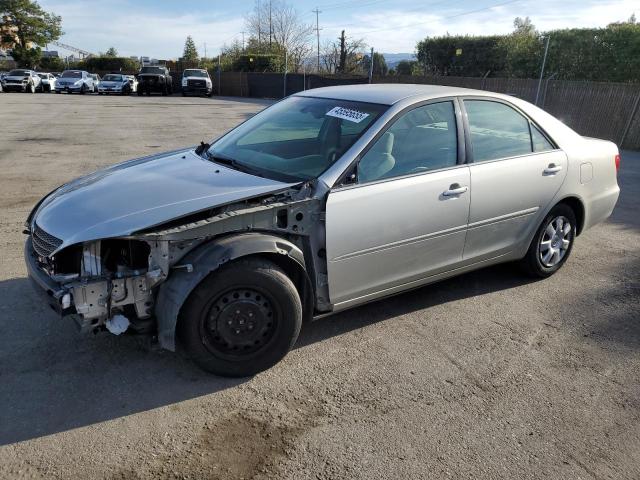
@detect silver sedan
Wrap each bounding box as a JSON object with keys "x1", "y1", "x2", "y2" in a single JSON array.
[{"x1": 24, "y1": 85, "x2": 620, "y2": 376}]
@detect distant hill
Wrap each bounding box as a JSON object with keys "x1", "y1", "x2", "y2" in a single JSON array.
[{"x1": 381, "y1": 53, "x2": 416, "y2": 68}]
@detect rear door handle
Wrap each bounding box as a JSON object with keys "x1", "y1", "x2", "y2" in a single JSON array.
[
  {"x1": 543, "y1": 164, "x2": 563, "y2": 175},
  {"x1": 443, "y1": 184, "x2": 468, "y2": 196}
]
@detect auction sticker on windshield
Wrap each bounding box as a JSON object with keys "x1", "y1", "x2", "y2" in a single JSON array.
[{"x1": 326, "y1": 106, "x2": 370, "y2": 123}]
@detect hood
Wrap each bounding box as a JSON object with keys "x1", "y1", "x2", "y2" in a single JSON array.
[
  {"x1": 184, "y1": 76, "x2": 210, "y2": 81},
  {"x1": 33, "y1": 149, "x2": 295, "y2": 251}
]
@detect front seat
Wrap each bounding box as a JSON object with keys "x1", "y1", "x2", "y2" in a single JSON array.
[{"x1": 358, "y1": 132, "x2": 396, "y2": 182}]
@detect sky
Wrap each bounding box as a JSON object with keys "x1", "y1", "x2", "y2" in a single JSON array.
[{"x1": 38, "y1": 0, "x2": 638, "y2": 59}]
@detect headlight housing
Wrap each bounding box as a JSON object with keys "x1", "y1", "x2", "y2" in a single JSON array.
[{"x1": 182, "y1": 79, "x2": 187, "y2": 86}]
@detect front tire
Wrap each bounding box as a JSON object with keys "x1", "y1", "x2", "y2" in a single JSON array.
[
  {"x1": 520, "y1": 203, "x2": 576, "y2": 278},
  {"x1": 178, "y1": 258, "x2": 303, "y2": 377}
]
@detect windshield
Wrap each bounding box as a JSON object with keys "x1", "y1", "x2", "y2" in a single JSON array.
[
  {"x1": 141, "y1": 66, "x2": 164, "y2": 74},
  {"x1": 8, "y1": 69, "x2": 28, "y2": 76},
  {"x1": 208, "y1": 96, "x2": 387, "y2": 181},
  {"x1": 103, "y1": 74, "x2": 124, "y2": 81},
  {"x1": 37, "y1": 73, "x2": 48, "y2": 79},
  {"x1": 183, "y1": 69, "x2": 208, "y2": 78},
  {"x1": 61, "y1": 70, "x2": 82, "y2": 78}
]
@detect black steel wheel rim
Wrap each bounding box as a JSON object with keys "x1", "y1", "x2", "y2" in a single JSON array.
[{"x1": 200, "y1": 287, "x2": 279, "y2": 358}]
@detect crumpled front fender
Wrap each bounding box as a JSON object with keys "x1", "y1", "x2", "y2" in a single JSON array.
[{"x1": 155, "y1": 232, "x2": 307, "y2": 351}]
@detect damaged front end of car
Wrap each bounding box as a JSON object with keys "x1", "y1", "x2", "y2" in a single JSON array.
[{"x1": 24, "y1": 182, "x2": 327, "y2": 347}]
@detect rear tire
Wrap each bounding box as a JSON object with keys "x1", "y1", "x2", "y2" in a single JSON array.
[
  {"x1": 178, "y1": 258, "x2": 303, "y2": 377},
  {"x1": 520, "y1": 203, "x2": 576, "y2": 278}
]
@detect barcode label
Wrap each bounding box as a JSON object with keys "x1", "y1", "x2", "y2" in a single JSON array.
[{"x1": 326, "y1": 106, "x2": 370, "y2": 123}]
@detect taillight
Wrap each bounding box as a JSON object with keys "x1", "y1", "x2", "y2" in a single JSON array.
[{"x1": 615, "y1": 154, "x2": 621, "y2": 171}]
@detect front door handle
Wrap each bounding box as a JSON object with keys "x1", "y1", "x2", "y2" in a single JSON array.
[
  {"x1": 443, "y1": 184, "x2": 468, "y2": 196},
  {"x1": 543, "y1": 163, "x2": 563, "y2": 175}
]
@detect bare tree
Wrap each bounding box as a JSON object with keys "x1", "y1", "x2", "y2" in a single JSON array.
[
  {"x1": 321, "y1": 30, "x2": 366, "y2": 74},
  {"x1": 245, "y1": 0, "x2": 313, "y2": 71}
]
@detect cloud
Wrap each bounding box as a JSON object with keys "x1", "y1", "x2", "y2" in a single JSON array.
[
  {"x1": 322, "y1": 0, "x2": 638, "y2": 53},
  {"x1": 40, "y1": 0, "x2": 244, "y2": 58},
  {"x1": 38, "y1": 0, "x2": 638, "y2": 57}
]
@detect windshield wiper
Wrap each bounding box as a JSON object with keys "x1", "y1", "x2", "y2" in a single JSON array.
[{"x1": 205, "y1": 152, "x2": 265, "y2": 178}]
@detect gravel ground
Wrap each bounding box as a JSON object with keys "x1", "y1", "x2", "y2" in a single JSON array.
[{"x1": 0, "y1": 93, "x2": 638, "y2": 480}]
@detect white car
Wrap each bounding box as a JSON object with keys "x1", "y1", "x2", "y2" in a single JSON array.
[
  {"x1": 55, "y1": 70, "x2": 95, "y2": 94},
  {"x1": 2, "y1": 69, "x2": 42, "y2": 93},
  {"x1": 36, "y1": 72, "x2": 56, "y2": 92},
  {"x1": 97, "y1": 73, "x2": 132, "y2": 95},
  {"x1": 126, "y1": 75, "x2": 138, "y2": 93}
]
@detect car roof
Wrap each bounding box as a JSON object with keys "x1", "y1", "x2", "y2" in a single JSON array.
[{"x1": 294, "y1": 83, "x2": 497, "y2": 105}]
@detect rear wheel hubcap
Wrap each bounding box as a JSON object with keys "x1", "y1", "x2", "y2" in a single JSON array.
[{"x1": 539, "y1": 215, "x2": 572, "y2": 267}]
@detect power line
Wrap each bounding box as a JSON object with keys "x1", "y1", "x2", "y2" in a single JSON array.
[{"x1": 313, "y1": 7, "x2": 322, "y2": 73}]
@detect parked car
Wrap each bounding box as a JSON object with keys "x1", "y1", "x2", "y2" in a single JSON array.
[
  {"x1": 89, "y1": 73, "x2": 101, "y2": 93},
  {"x1": 2, "y1": 69, "x2": 42, "y2": 93},
  {"x1": 36, "y1": 72, "x2": 57, "y2": 92},
  {"x1": 125, "y1": 75, "x2": 138, "y2": 93},
  {"x1": 24, "y1": 85, "x2": 620, "y2": 377},
  {"x1": 55, "y1": 70, "x2": 94, "y2": 94},
  {"x1": 137, "y1": 65, "x2": 172, "y2": 95},
  {"x1": 97, "y1": 73, "x2": 132, "y2": 95},
  {"x1": 181, "y1": 68, "x2": 212, "y2": 97}
]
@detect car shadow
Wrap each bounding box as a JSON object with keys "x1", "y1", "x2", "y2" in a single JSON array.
[
  {"x1": 296, "y1": 263, "x2": 537, "y2": 348},
  {"x1": 0, "y1": 262, "x2": 533, "y2": 447},
  {"x1": 0, "y1": 276, "x2": 245, "y2": 446}
]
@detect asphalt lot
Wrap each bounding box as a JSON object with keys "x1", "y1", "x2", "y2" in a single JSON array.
[{"x1": 0, "y1": 93, "x2": 638, "y2": 480}]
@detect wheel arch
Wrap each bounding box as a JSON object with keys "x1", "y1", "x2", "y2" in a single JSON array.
[
  {"x1": 556, "y1": 195, "x2": 585, "y2": 235},
  {"x1": 154, "y1": 232, "x2": 313, "y2": 351}
]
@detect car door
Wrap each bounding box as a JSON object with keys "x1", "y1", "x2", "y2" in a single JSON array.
[
  {"x1": 461, "y1": 98, "x2": 568, "y2": 260},
  {"x1": 325, "y1": 100, "x2": 471, "y2": 306}
]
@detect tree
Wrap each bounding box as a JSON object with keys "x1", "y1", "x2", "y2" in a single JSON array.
[
  {"x1": 104, "y1": 46, "x2": 118, "y2": 57},
  {"x1": 182, "y1": 35, "x2": 199, "y2": 61},
  {"x1": 38, "y1": 54, "x2": 64, "y2": 71},
  {"x1": 321, "y1": 30, "x2": 366, "y2": 73},
  {"x1": 244, "y1": 0, "x2": 312, "y2": 72},
  {"x1": 497, "y1": 17, "x2": 542, "y2": 77},
  {"x1": 395, "y1": 59, "x2": 418, "y2": 76},
  {"x1": 362, "y1": 52, "x2": 388, "y2": 76},
  {"x1": 0, "y1": 0, "x2": 63, "y2": 67}
]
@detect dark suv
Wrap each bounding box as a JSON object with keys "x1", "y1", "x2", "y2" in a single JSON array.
[{"x1": 137, "y1": 65, "x2": 172, "y2": 96}]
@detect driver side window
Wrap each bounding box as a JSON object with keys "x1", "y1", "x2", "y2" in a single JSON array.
[{"x1": 358, "y1": 101, "x2": 458, "y2": 183}]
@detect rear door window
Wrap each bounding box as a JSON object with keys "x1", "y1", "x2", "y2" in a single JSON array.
[{"x1": 464, "y1": 100, "x2": 533, "y2": 162}]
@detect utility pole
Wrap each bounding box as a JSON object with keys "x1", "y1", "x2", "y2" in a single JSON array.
[
  {"x1": 535, "y1": 35, "x2": 551, "y2": 106},
  {"x1": 269, "y1": 0, "x2": 272, "y2": 47},
  {"x1": 204, "y1": 42, "x2": 207, "y2": 59},
  {"x1": 283, "y1": 49, "x2": 288, "y2": 98},
  {"x1": 368, "y1": 47, "x2": 374, "y2": 83},
  {"x1": 257, "y1": 0, "x2": 261, "y2": 45},
  {"x1": 313, "y1": 7, "x2": 322, "y2": 73},
  {"x1": 241, "y1": 31, "x2": 245, "y2": 51}
]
